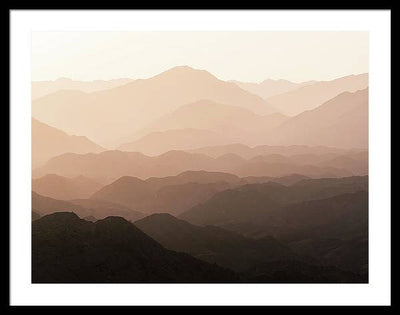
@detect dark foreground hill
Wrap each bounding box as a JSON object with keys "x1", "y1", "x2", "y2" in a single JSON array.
[
  {"x1": 32, "y1": 211, "x2": 41, "y2": 221},
  {"x1": 32, "y1": 212, "x2": 238, "y2": 283},
  {"x1": 32, "y1": 212, "x2": 366, "y2": 283}
]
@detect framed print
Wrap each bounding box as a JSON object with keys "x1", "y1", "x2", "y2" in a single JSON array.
[{"x1": 9, "y1": 8, "x2": 392, "y2": 306}]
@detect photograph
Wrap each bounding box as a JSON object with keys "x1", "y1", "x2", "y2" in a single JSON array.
[{"x1": 31, "y1": 31, "x2": 369, "y2": 283}]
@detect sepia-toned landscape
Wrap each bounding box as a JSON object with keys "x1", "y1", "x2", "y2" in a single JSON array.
[{"x1": 31, "y1": 32, "x2": 368, "y2": 283}]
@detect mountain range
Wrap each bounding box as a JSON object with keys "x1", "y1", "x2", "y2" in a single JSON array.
[
  {"x1": 33, "y1": 148, "x2": 366, "y2": 183},
  {"x1": 179, "y1": 176, "x2": 368, "y2": 231},
  {"x1": 89, "y1": 171, "x2": 309, "y2": 215},
  {"x1": 32, "y1": 191, "x2": 144, "y2": 221},
  {"x1": 119, "y1": 87, "x2": 368, "y2": 152},
  {"x1": 32, "y1": 118, "x2": 104, "y2": 167},
  {"x1": 32, "y1": 77, "x2": 133, "y2": 100},
  {"x1": 134, "y1": 213, "x2": 298, "y2": 271},
  {"x1": 32, "y1": 174, "x2": 103, "y2": 200},
  {"x1": 265, "y1": 73, "x2": 368, "y2": 115},
  {"x1": 31, "y1": 172, "x2": 310, "y2": 221},
  {"x1": 32, "y1": 212, "x2": 366, "y2": 283},
  {"x1": 118, "y1": 100, "x2": 288, "y2": 153},
  {"x1": 30, "y1": 65, "x2": 369, "y2": 284},
  {"x1": 178, "y1": 178, "x2": 368, "y2": 275},
  {"x1": 188, "y1": 143, "x2": 354, "y2": 159},
  {"x1": 31, "y1": 172, "x2": 368, "y2": 280},
  {"x1": 32, "y1": 212, "x2": 238, "y2": 283},
  {"x1": 32, "y1": 66, "x2": 277, "y2": 147},
  {"x1": 267, "y1": 88, "x2": 368, "y2": 148},
  {"x1": 91, "y1": 175, "x2": 231, "y2": 215}
]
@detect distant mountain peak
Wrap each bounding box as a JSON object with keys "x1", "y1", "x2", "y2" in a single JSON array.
[
  {"x1": 138, "y1": 212, "x2": 178, "y2": 222},
  {"x1": 114, "y1": 176, "x2": 146, "y2": 185},
  {"x1": 156, "y1": 65, "x2": 215, "y2": 80},
  {"x1": 96, "y1": 215, "x2": 132, "y2": 226},
  {"x1": 36, "y1": 211, "x2": 81, "y2": 224},
  {"x1": 169, "y1": 65, "x2": 195, "y2": 71}
]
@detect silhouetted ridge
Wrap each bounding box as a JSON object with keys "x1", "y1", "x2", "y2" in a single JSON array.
[
  {"x1": 135, "y1": 213, "x2": 297, "y2": 271},
  {"x1": 32, "y1": 213, "x2": 238, "y2": 283},
  {"x1": 35, "y1": 211, "x2": 80, "y2": 224},
  {"x1": 97, "y1": 215, "x2": 134, "y2": 226}
]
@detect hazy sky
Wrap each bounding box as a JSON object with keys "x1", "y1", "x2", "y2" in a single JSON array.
[{"x1": 32, "y1": 31, "x2": 368, "y2": 83}]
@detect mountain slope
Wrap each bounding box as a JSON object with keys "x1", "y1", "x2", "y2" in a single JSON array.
[
  {"x1": 32, "y1": 191, "x2": 91, "y2": 217},
  {"x1": 90, "y1": 171, "x2": 353, "y2": 216},
  {"x1": 68, "y1": 198, "x2": 145, "y2": 221},
  {"x1": 91, "y1": 173, "x2": 233, "y2": 215},
  {"x1": 179, "y1": 188, "x2": 368, "y2": 276},
  {"x1": 32, "y1": 77, "x2": 133, "y2": 100},
  {"x1": 179, "y1": 176, "x2": 368, "y2": 227},
  {"x1": 118, "y1": 128, "x2": 236, "y2": 155},
  {"x1": 268, "y1": 88, "x2": 368, "y2": 149},
  {"x1": 32, "y1": 191, "x2": 144, "y2": 221},
  {"x1": 266, "y1": 73, "x2": 368, "y2": 115},
  {"x1": 135, "y1": 213, "x2": 297, "y2": 271},
  {"x1": 32, "y1": 118, "x2": 104, "y2": 167},
  {"x1": 271, "y1": 191, "x2": 368, "y2": 242},
  {"x1": 32, "y1": 212, "x2": 238, "y2": 283},
  {"x1": 189, "y1": 143, "x2": 352, "y2": 159},
  {"x1": 34, "y1": 149, "x2": 360, "y2": 182},
  {"x1": 289, "y1": 236, "x2": 368, "y2": 274},
  {"x1": 32, "y1": 174, "x2": 103, "y2": 200},
  {"x1": 33, "y1": 150, "x2": 216, "y2": 181},
  {"x1": 33, "y1": 212, "x2": 363, "y2": 283},
  {"x1": 146, "y1": 170, "x2": 242, "y2": 189},
  {"x1": 119, "y1": 100, "x2": 288, "y2": 151},
  {"x1": 32, "y1": 66, "x2": 277, "y2": 147}
]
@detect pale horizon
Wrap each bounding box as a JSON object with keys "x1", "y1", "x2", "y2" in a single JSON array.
[{"x1": 32, "y1": 31, "x2": 369, "y2": 83}]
